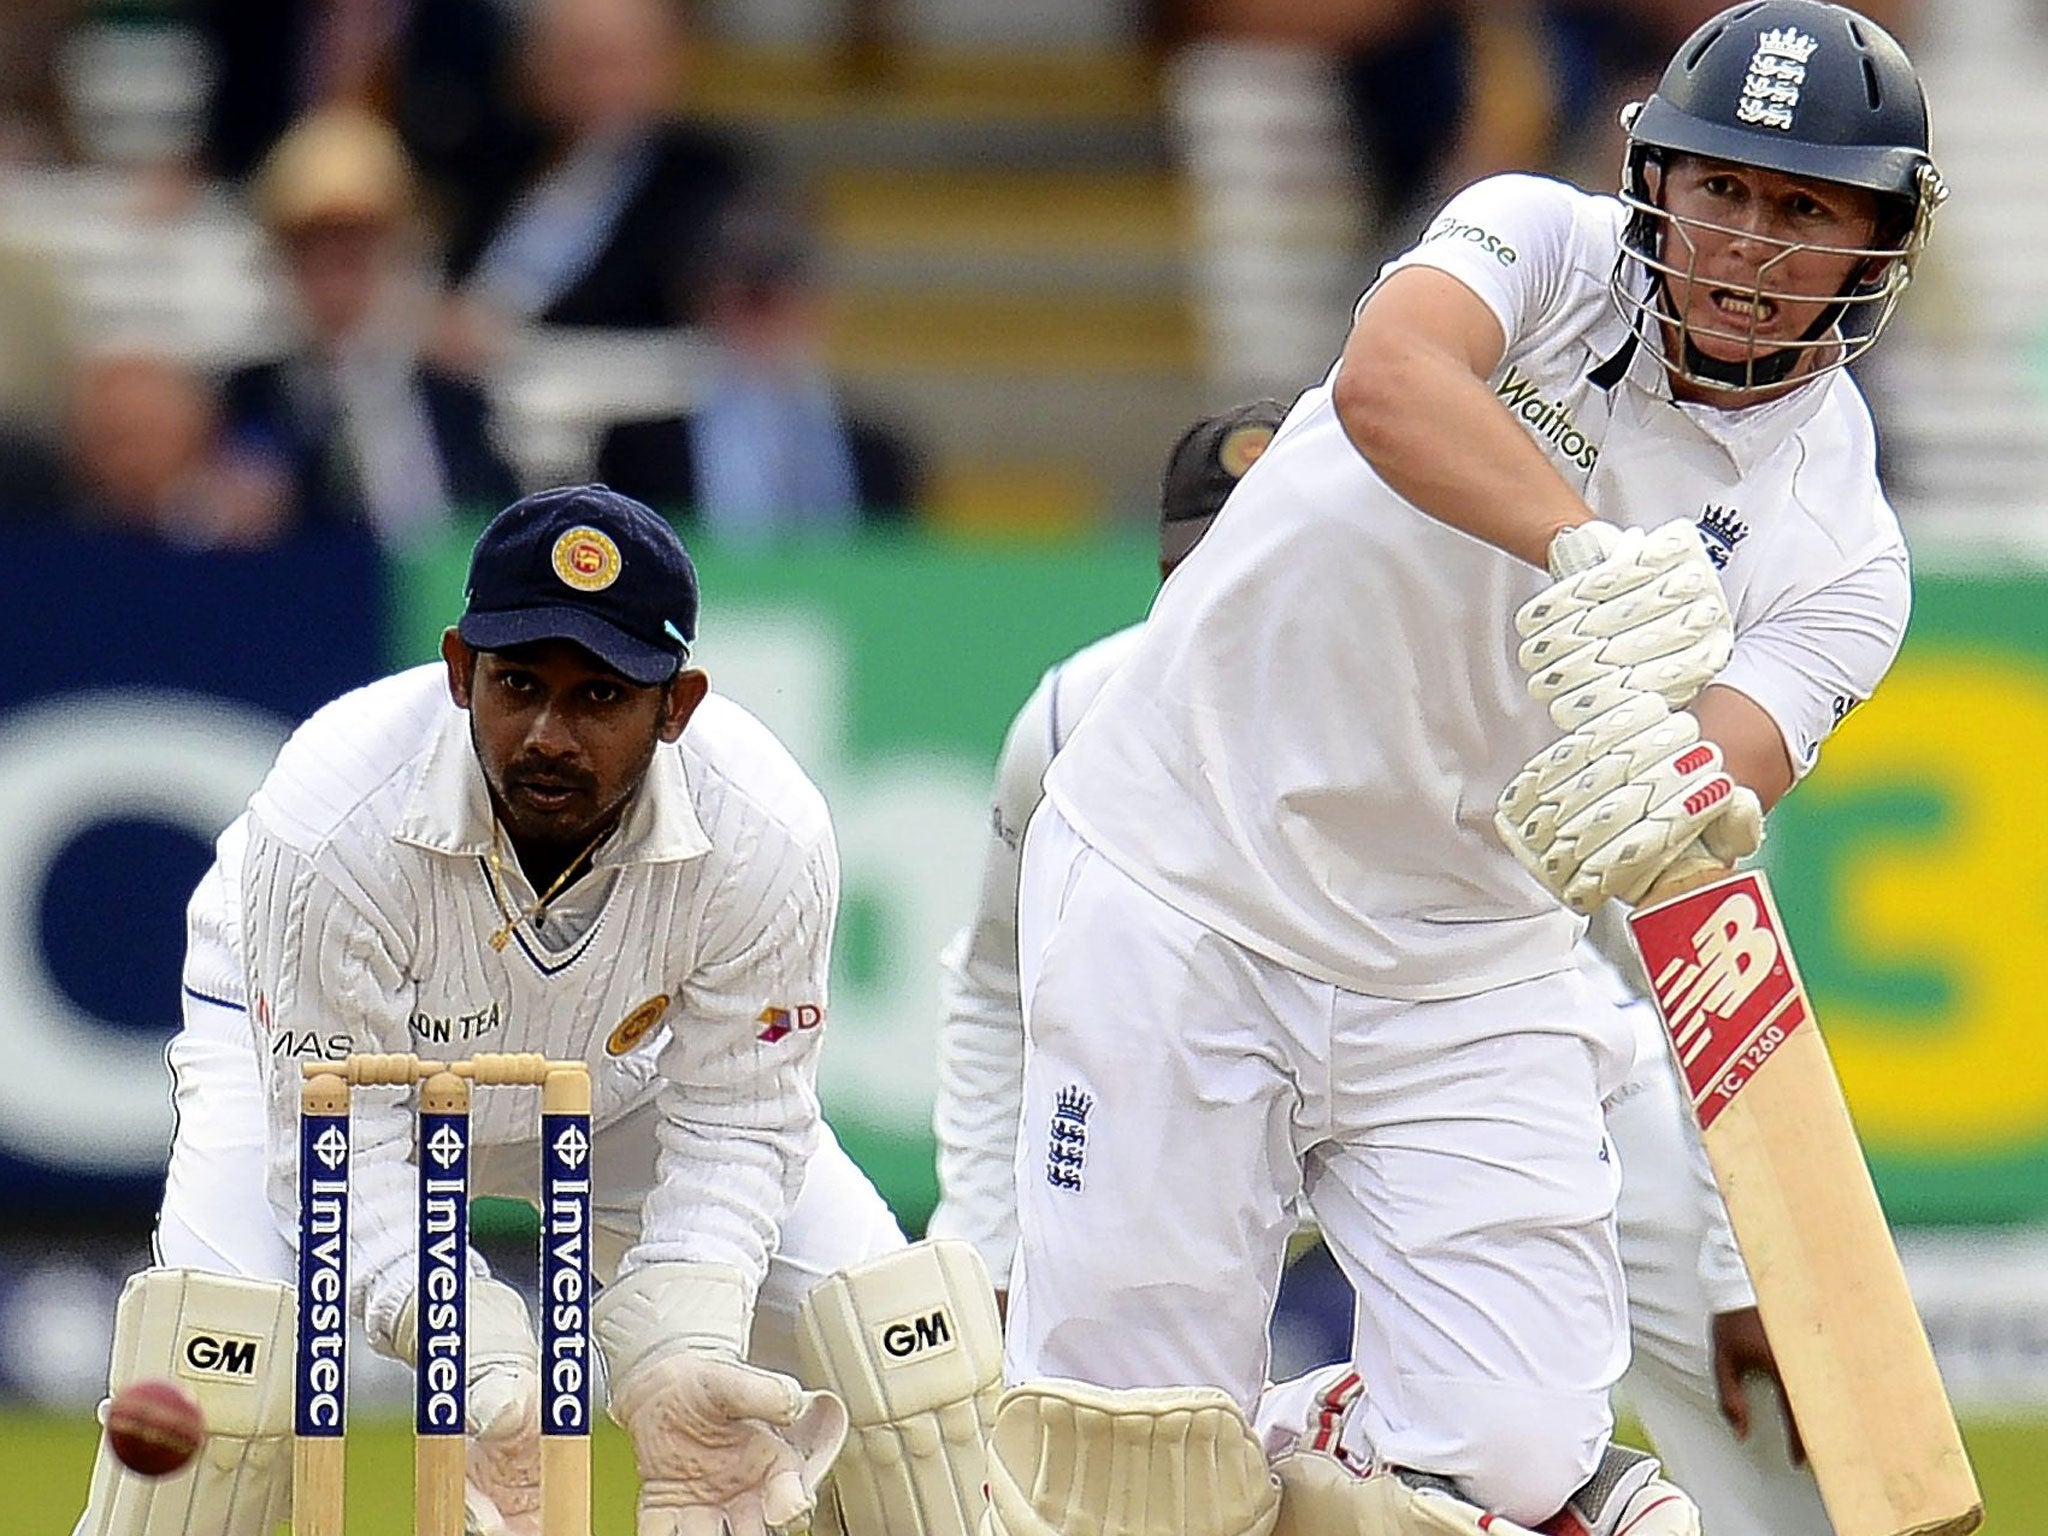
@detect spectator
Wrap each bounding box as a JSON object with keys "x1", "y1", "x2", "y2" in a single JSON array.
[
  {"x1": 59, "y1": 345, "x2": 288, "y2": 546},
  {"x1": 0, "y1": 416, "x2": 71, "y2": 520},
  {"x1": 433, "y1": 0, "x2": 760, "y2": 371},
  {"x1": 194, "y1": 0, "x2": 526, "y2": 251},
  {"x1": 0, "y1": 0, "x2": 78, "y2": 166},
  {"x1": 0, "y1": 242, "x2": 76, "y2": 515},
  {"x1": 227, "y1": 105, "x2": 519, "y2": 547},
  {"x1": 596, "y1": 203, "x2": 922, "y2": 543}
]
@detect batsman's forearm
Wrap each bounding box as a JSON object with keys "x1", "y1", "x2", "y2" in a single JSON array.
[{"x1": 1691, "y1": 683, "x2": 1795, "y2": 811}]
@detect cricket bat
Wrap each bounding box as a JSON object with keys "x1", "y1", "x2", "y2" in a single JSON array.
[{"x1": 1628, "y1": 866, "x2": 1983, "y2": 1536}]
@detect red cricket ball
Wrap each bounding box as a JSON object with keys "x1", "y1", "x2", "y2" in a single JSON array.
[{"x1": 105, "y1": 1378, "x2": 207, "y2": 1478}]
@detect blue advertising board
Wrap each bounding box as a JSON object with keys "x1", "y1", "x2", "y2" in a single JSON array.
[{"x1": 0, "y1": 529, "x2": 384, "y2": 1221}]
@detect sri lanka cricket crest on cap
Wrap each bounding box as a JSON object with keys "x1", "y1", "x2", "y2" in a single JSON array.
[
  {"x1": 1219, "y1": 423, "x2": 1274, "y2": 480},
  {"x1": 552, "y1": 525, "x2": 623, "y2": 591},
  {"x1": 606, "y1": 994, "x2": 670, "y2": 1056}
]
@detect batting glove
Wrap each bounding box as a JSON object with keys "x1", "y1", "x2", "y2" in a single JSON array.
[
  {"x1": 1496, "y1": 692, "x2": 1763, "y2": 914},
  {"x1": 1517, "y1": 521, "x2": 1734, "y2": 730}
]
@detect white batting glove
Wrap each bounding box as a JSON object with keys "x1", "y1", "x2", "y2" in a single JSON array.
[
  {"x1": 394, "y1": 1277, "x2": 543, "y2": 1536},
  {"x1": 594, "y1": 1262, "x2": 848, "y2": 1536},
  {"x1": 1518, "y1": 521, "x2": 1734, "y2": 730},
  {"x1": 1496, "y1": 692, "x2": 1763, "y2": 914}
]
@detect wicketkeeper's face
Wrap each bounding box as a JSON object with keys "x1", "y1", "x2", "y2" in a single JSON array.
[{"x1": 445, "y1": 635, "x2": 700, "y2": 855}]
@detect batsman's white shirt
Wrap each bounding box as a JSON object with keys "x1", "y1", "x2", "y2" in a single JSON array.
[
  {"x1": 1042, "y1": 171, "x2": 1911, "y2": 1001},
  {"x1": 233, "y1": 664, "x2": 864, "y2": 1352}
]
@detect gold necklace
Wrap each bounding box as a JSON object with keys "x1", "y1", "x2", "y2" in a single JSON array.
[{"x1": 485, "y1": 822, "x2": 611, "y2": 953}]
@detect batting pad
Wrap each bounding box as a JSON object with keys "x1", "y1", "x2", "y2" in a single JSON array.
[
  {"x1": 1273, "y1": 1451, "x2": 1537, "y2": 1536},
  {"x1": 982, "y1": 1379, "x2": 1281, "y2": 1536},
  {"x1": 76, "y1": 1267, "x2": 298, "y2": 1536},
  {"x1": 796, "y1": 1239, "x2": 1004, "y2": 1536}
]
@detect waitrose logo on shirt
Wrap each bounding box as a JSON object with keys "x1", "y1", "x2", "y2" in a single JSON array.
[{"x1": 1495, "y1": 365, "x2": 1600, "y2": 472}]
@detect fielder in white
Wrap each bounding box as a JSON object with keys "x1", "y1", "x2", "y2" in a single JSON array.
[
  {"x1": 993, "y1": 5, "x2": 1943, "y2": 1535},
  {"x1": 78, "y1": 485, "x2": 1002, "y2": 1536},
  {"x1": 932, "y1": 403, "x2": 1830, "y2": 1536}
]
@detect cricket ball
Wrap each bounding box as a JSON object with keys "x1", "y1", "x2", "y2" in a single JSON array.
[{"x1": 106, "y1": 1378, "x2": 206, "y2": 1478}]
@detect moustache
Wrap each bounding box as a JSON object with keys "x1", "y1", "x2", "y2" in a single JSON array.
[{"x1": 505, "y1": 761, "x2": 597, "y2": 796}]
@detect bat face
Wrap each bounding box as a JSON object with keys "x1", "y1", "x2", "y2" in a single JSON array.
[
  {"x1": 1627, "y1": 870, "x2": 1808, "y2": 1129},
  {"x1": 1626, "y1": 867, "x2": 1985, "y2": 1536}
]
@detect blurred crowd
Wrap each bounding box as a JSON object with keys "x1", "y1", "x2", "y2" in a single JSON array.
[
  {"x1": 0, "y1": 0, "x2": 925, "y2": 552},
  {"x1": 1190, "y1": 0, "x2": 1914, "y2": 241},
  {"x1": 0, "y1": 0, "x2": 1922, "y2": 552}
]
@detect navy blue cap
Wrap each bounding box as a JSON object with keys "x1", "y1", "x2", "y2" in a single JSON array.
[
  {"x1": 1157, "y1": 399, "x2": 1286, "y2": 567},
  {"x1": 457, "y1": 485, "x2": 698, "y2": 686}
]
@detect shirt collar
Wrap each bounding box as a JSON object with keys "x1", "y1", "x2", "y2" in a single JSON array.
[
  {"x1": 1623, "y1": 331, "x2": 1835, "y2": 478},
  {"x1": 394, "y1": 703, "x2": 712, "y2": 865}
]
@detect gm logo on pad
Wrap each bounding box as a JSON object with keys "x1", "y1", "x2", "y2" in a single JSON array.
[
  {"x1": 877, "y1": 1308, "x2": 956, "y2": 1362},
  {"x1": 180, "y1": 1330, "x2": 261, "y2": 1378}
]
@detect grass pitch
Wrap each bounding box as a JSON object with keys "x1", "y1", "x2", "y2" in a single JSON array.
[
  {"x1": 8, "y1": 1410, "x2": 2043, "y2": 1530},
  {"x1": 8, "y1": 1410, "x2": 643, "y2": 1530}
]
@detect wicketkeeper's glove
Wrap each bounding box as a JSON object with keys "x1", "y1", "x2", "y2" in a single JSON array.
[
  {"x1": 594, "y1": 1262, "x2": 846, "y2": 1536},
  {"x1": 392, "y1": 1275, "x2": 543, "y2": 1536}
]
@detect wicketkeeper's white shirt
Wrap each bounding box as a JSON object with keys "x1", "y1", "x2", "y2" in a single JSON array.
[
  {"x1": 1042, "y1": 171, "x2": 1911, "y2": 1000},
  {"x1": 242, "y1": 664, "x2": 839, "y2": 1349}
]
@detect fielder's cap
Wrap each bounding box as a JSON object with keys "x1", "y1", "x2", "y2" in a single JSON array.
[
  {"x1": 1157, "y1": 399, "x2": 1287, "y2": 567},
  {"x1": 458, "y1": 485, "x2": 698, "y2": 686}
]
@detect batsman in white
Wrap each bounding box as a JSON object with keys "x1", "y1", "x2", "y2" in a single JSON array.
[
  {"x1": 932, "y1": 401, "x2": 1832, "y2": 1536},
  {"x1": 994, "y1": 4, "x2": 1943, "y2": 1535},
  {"x1": 76, "y1": 484, "x2": 1002, "y2": 1536}
]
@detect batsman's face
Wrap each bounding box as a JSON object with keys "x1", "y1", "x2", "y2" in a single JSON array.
[
  {"x1": 442, "y1": 633, "x2": 703, "y2": 855},
  {"x1": 1652, "y1": 155, "x2": 1883, "y2": 369}
]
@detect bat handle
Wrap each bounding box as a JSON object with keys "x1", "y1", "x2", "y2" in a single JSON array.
[{"x1": 1639, "y1": 843, "x2": 1732, "y2": 907}]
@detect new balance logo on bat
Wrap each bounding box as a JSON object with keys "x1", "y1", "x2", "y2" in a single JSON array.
[
  {"x1": 1632, "y1": 875, "x2": 1808, "y2": 1126},
  {"x1": 1651, "y1": 890, "x2": 1779, "y2": 1070}
]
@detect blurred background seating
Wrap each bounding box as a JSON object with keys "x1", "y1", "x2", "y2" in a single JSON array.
[{"x1": 8, "y1": 0, "x2": 2039, "y2": 542}]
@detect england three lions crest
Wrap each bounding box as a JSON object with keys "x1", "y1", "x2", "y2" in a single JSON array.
[{"x1": 1737, "y1": 27, "x2": 1820, "y2": 132}]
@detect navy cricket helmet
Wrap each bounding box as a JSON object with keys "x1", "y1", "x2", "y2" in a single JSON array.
[{"x1": 1611, "y1": 0, "x2": 1946, "y2": 392}]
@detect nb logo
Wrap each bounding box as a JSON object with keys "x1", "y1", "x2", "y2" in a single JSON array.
[
  {"x1": 182, "y1": 1331, "x2": 259, "y2": 1377},
  {"x1": 878, "y1": 1309, "x2": 955, "y2": 1361},
  {"x1": 1654, "y1": 891, "x2": 1780, "y2": 1048}
]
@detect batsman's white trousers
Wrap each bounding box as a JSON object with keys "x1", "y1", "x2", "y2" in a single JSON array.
[
  {"x1": 1009, "y1": 808, "x2": 1632, "y2": 1527},
  {"x1": 157, "y1": 987, "x2": 905, "y2": 1375}
]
